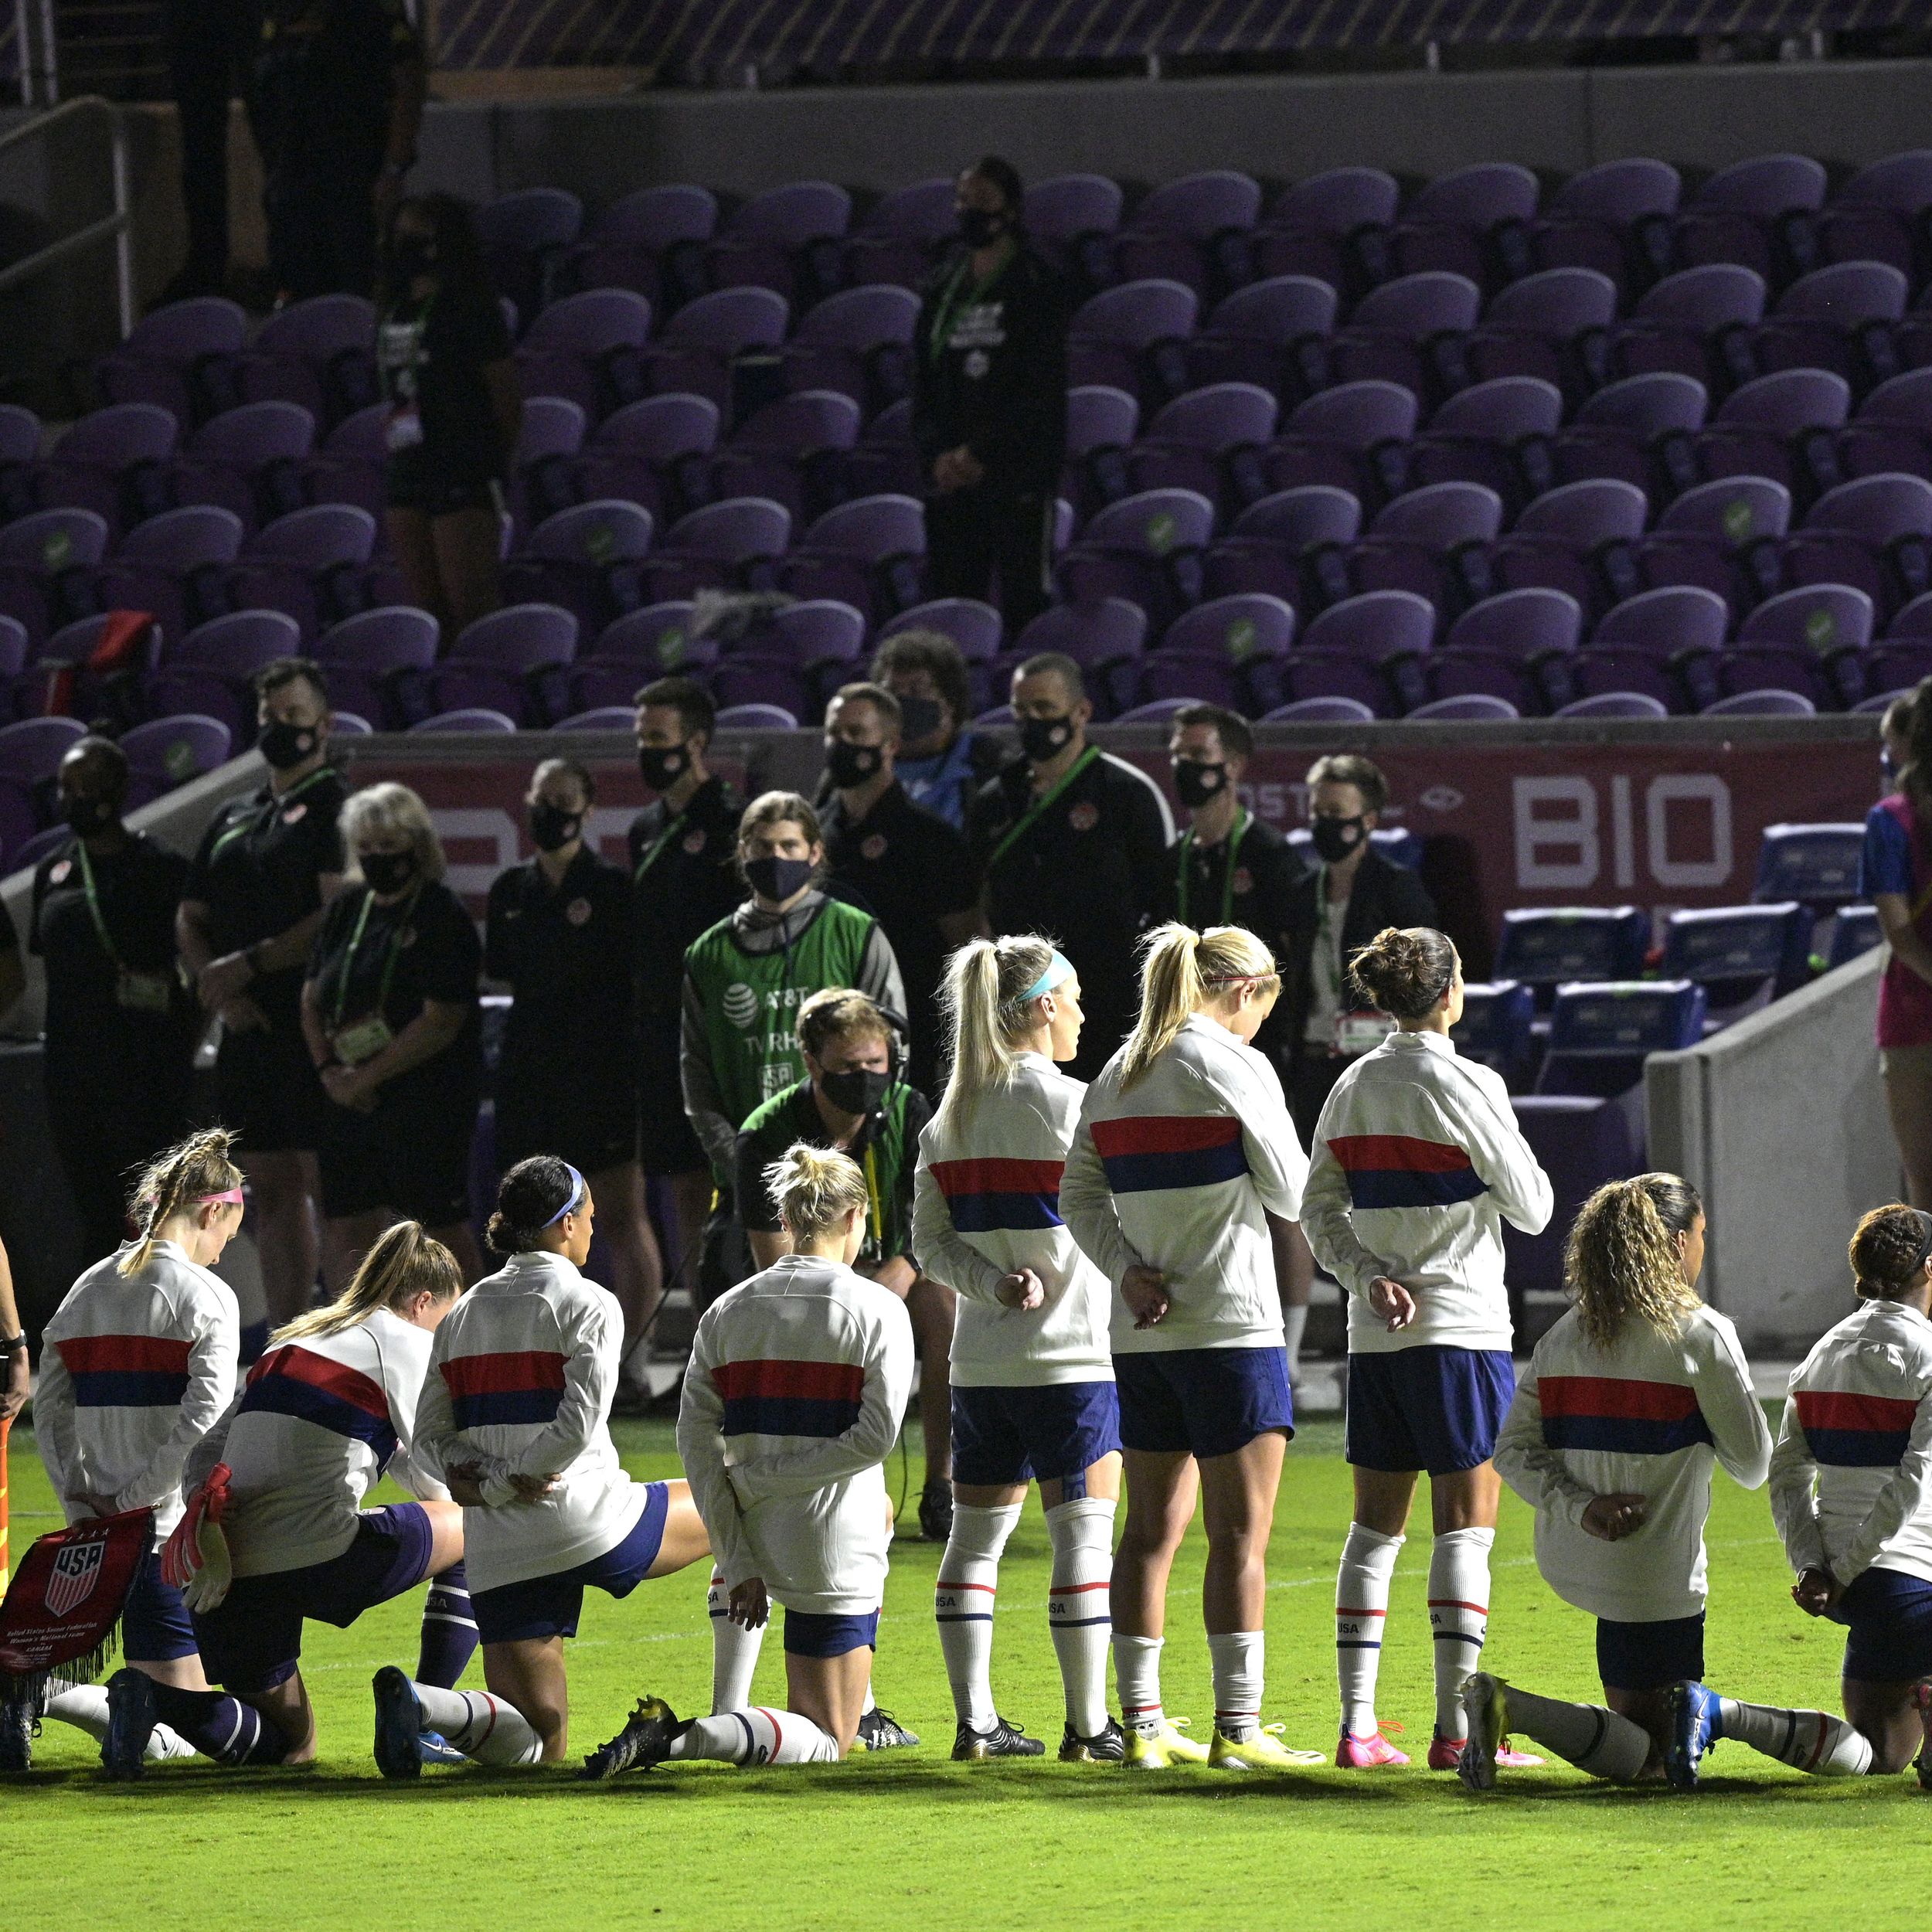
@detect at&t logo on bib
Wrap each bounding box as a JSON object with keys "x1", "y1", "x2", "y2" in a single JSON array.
[{"x1": 722, "y1": 983, "x2": 760, "y2": 1029}]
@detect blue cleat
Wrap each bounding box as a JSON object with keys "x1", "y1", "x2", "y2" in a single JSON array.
[
  {"x1": 102, "y1": 1668, "x2": 157, "y2": 1781},
  {"x1": 372, "y1": 1666, "x2": 425, "y2": 1782},
  {"x1": 1667, "y1": 1679, "x2": 1722, "y2": 1791},
  {"x1": 417, "y1": 1730, "x2": 468, "y2": 1767}
]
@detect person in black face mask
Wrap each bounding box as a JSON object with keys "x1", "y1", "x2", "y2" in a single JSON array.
[
  {"x1": 179, "y1": 656, "x2": 347, "y2": 1338},
  {"x1": 733, "y1": 989, "x2": 954, "y2": 1513},
  {"x1": 968, "y1": 653, "x2": 1173, "y2": 1080},
  {"x1": 377, "y1": 194, "x2": 519, "y2": 638},
  {"x1": 870, "y1": 628, "x2": 1004, "y2": 832},
  {"x1": 485, "y1": 757, "x2": 668, "y2": 1402},
  {"x1": 911, "y1": 156, "x2": 1070, "y2": 634},
  {"x1": 627, "y1": 676, "x2": 742, "y2": 1308},
  {"x1": 301, "y1": 782, "x2": 484, "y2": 1288},
  {"x1": 32, "y1": 736, "x2": 196, "y2": 1264},
  {"x1": 820, "y1": 681, "x2": 985, "y2": 1098}
]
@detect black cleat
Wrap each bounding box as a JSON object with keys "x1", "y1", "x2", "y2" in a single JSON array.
[
  {"x1": 372, "y1": 1665, "x2": 425, "y2": 1781},
  {"x1": 102, "y1": 1668, "x2": 156, "y2": 1780},
  {"x1": 853, "y1": 1705, "x2": 919, "y2": 1751},
  {"x1": 0, "y1": 1694, "x2": 33, "y2": 1773},
  {"x1": 1060, "y1": 1718, "x2": 1127, "y2": 1763},
  {"x1": 918, "y1": 1481, "x2": 954, "y2": 1543},
  {"x1": 952, "y1": 1714, "x2": 1045, "y2": 1761},
  {"x1": 582, "y1": 1696, "x2": 682, "y2": 1779}
]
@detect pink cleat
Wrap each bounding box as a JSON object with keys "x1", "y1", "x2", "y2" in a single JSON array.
[
  {"x1": 1427, "y1": 1731, "x2": 1543, "y2": 1770},
  {"x1": 1336, "y1": 1725, "x2": 1410, "y2": 1768}
]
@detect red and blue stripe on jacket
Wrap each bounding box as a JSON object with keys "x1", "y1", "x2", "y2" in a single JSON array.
[
  {"x1": 1326, "y1": 1134, "x2": 1488, "y2": 1211},
  {"x1": 237, "y1": 1343, "x2": 399, "y2": 1463},
  {"x1": 440, "y1": 1350, "x2": 569, "y2": 1430},
  {"x1": 928, "y1": 1155, "x2": 1065, "y2": 1232},
  {"x1": 1794, "y1": 1389, "x2": 1920, "y2": 1468},
  {"x1": 1090, "y1": 1114, "x2": 1248, "y2": 1193},
  {"x1": 56, "y1": 1335, "x2": 192, "y2": 1409},
  {"x1": 713, "y1": 1359, "x2": 865, "y2": 1440},
  {"x1": 1538, "y1": 1376, "x2": 1714, "y2": 1456}
]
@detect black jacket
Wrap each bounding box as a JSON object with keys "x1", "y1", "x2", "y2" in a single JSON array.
[
  {"x1": 1281, "y1": 849, "x2": 1439, "y2": 1053},
  {"x1": 911, "y1": 241, "x2": 1069, "y2": 495}
]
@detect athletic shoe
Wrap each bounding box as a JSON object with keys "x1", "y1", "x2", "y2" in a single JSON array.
[
  {"x1": 372, "y1": 1666, "x2": 426, "y2": 1782},
  {"x1": 1458, "y1": 1675, "x2": 1509, "y2": 1791},
  {"x1": 581, "y1": 1696, "x2": 682, "y2": 1779},
  {"x1": 1060, "y1": 1719, "x2": 1126, "y2": 1763},
  {"x1": 1122, "y1": 1719, "x2": 1210, "y2": 1770},
  {"x1": 952, "y1": 1715, "x2": 1046, "y2": 1760},
  {"x1": 1425, "y1": 1730, "x2": 1543, "y2": 1771},
  {"x1": 1207, "y1": 1724, "x2": 1326, "y2": 1770},
  {"x1": 1667, "y1": 1679, "x2": 1722, "y2": 1792},
  {"x1": 417, "y1": 1730, "x2": 468, "y2": 1767},
  {"x1": 852, "y1": 1706, "x2": 919, "y2": 1752},
  {"x1": 0, "y1": 1696, "x2": 32, "y2": 1773},
  {"x1": 101, "y1": 1668, "x2": 156, "y2": 1781},
  {"x1": 1336, "y1": 1723, "x2": 1410, "y2": 1768},
  {"x1": 918, "y1": 1481, "x2": 954, "y2": 1543}
]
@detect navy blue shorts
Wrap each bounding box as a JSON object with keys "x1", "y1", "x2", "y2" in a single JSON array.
[
  {"x1": 951, "y1": 1380, "x2": 1121, "y2": 1488},
  {"x1": 471, "y1": 1483, "x2": 670, "y2": 1645},
  {"x1": 1836, "y1": 1567, "x2": 1932, "y2": 1683},
  {"x1": 122, "y1": 1549, "x2": 198, "y2": 1665},
  {"x1": 1114, "y1": 1347, "x2": 1294, "y2": 1459},
  {"x1": 192, "y1": 1502, "x2": 436, "y2": 1693},
  {"x1": 1345, "y1": 1346, "x2": 1515, "y2": 1475},
  {"x1": 1595, "y1": 1612, "x2": 1706, "y2": 1692},
  {"x1": 784, "y1": 1609, "x2": 879, "y2": 1658}
]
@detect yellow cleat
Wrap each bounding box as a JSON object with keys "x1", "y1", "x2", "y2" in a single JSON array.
[
  {"x1": 1207, "y1": 1723, "x2": 1326, "y2": 1771},
  {"x1": 1121, "y1": 1716, "x2": 1212, "y2": 1768}
]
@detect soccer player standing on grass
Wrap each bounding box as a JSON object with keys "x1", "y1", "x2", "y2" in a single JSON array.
[
  {"x1": 1062, "y1": 923, "x2": 1316, "y2": 1772},
  {"x1": 914, "y1": 937, "x2": 1123, "y2": 1763},
  {"x1": 1668, "y1": 1204, "x2": 1932, "y2": 1787},
  {"x1": 1301, "y1": 927, "x2": 1553, "y2": 1773},
  {"x1": 372, "y1": 1158, "x2": 710, "y2": 1774},
  {"x1": 584, "y1": 1145, "x2": 913, "y2": 1775},
  {"x1": 1460, "y1": 1174, "x2": 1772, "y2": 1788}
]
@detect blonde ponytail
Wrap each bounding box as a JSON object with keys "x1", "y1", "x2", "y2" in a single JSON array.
[
  {"x1": 118, "y1": 1128, "x2": 243, "y2": 1277},
  {"x1": 1564, "y1": 1172, "x2": 1704, "y2": 1349},
  {"x1": 274, "y1": 1221, "x2": 463, "y2": 1342},
  {"x1": 766, "y1": 1141, "x2": 869, "y2": 1244},
  {"x1": 1117, "y1": 922, "x2": 1279, "y2": 1090},
  {"x1": 934, "y1": 934, "x2": 1061, "y2": 1129}
]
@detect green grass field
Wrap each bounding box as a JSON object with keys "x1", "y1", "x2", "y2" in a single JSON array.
[{"x1": 4, "y1": 1410, "x2": 1920, "y2": 1930}]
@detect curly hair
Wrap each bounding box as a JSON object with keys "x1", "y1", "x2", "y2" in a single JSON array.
[
  {"x1": 1349, "y1": 926, "x2": 1458, "y2": 1023},
  {"x1": 1564, "y1": 1173, "x2": 1705, "y2": 1349},
  {"x1": 1849, "y1": 1203, "x2": 1932, "y2": 1300}
]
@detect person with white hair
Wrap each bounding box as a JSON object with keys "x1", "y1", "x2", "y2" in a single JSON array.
[{"x1": 301, "y1": 781, "x2": 484, "y2": 1286}]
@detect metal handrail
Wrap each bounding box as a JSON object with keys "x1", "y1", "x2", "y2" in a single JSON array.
[{"x1": 0, "y1": 95, "x2": 131, "y2": 337}]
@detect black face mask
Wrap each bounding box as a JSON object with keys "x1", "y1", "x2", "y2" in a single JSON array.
[
  {"x1": 744, "y1": 855, "x2": 814, "y2": 904},
  {"x1": 1883, "y1": 750, "x2": 1900, "y2": 784},
  {"x1": 638, "y1": 744, "x2": 690, "y2": 794},
  {"x1": 1173, "y1": 759, "x2": 1229, "y2": 809},
  {"x1": 389, "y1": 236, "x2": 437, "y2": 284},
  {"x1": 63, "y1": 794, "x2": 117, "y2": 836},
  {"x1": 820, "y1": 1066, "x2": 892, "y2": 1117},
  {"x1": 529, "y1": 802, "x2": 581, "y2": 852},
  {"x1": 1311, "y1": 815, "x2": 1367, "y2": 865},
  {"x1": 825, "y1": 740, "x2": 885, "y2": 791},
  {"x1": 958, "y1": 208, "x2": 1009, "y2": 249},
  {"x1": 896, "y1": 696, "x2": 944, "y2": 744},
  {"x1": 362, "y1": 850, "x2": 418, "y2": 896},
  {"x1": 257, "y1": 719, "x2": 320, "y2": 770},
  {"x1": 1019, "y1": 713, "x2": 1077, "y2": 767}
]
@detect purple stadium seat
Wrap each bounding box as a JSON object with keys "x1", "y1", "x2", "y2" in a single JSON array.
[
  {"x1": 515, "y1": 288, "x2": 653, "y2": 423},
  {"x1": 714, "y1": 702, "x2": 798, "y2": 730},
  {"x1": 1024, "y1": 174, "x2": 1126, "y2": 280},
  {"x1": 411, "y1": 706, "x2": 518, "y2": 733},
  {"x1": 94, "y1": 297, "x2": 248, "y2": 429},
  {"x1": 842, "y1": 179, "x2": 955, "y2": 291},
  {"x1": 1505, "y1": 1096, "x2": 1643, "y2": 1294},
  {"x1": 0, "y1": 403, "x2": 40, "y2": 466},
  {"x1": 1261, "y1": 379, "x2": 1417, "y2": 507},
  {"x1": 1297, "y1": 587, "x2": 1434, "y2": 713},
  {"x1": 1464, "y1": 266, "x2": 1618, "y2": 400},
  {"x1": 1406, "y1": 692, "x2": 1519, "y2": 720},
  {"x1": 1634, "y1": 471, "x2": 1789, "y2": 613},
  {"x1": 1553, "y1": 370, "x2": 1708, "y2": 495},
  {"x1": 1185, "y1": 275, "x2": 1338, "y2": 399},
  {"x1": 564, "y1": 602, "x2": 715, "y2": 713},
  {"x1": 299, "y1": 403, "x2": 389, "y2": 517},
  {"x1": 1672, "y1": 154, "x2": 1828, "y2": 290},
  {"x1": 1007, "y1": 598, "x2": 1148, "y2": 716},
  {"x1": 1593, "y1": 582, "x2": 1730, "y2": 655},
  {"x1": 1202, "y1": 484, "x2": 1362, "y2": 604},
  {"x1": 94, "y1": 503, "x2": 245, "y2": 646},
  {"x1": 1563, "y1": 647, "x2": 1690, "y2": 712},
  {"x1": 1529, "y1": 158, "x2": 1681, "y2": 299},
  {"x1": 1327, "y1": 271, "x2": 1481, "y2": 398},
  {"x1": 1056, "y1": 487, "x2": 1213, "y2": 634},
  {"x1": 145, "y1": 608, "x2": 301, "y2": 737},
  {"x1": 1349, "y1": 480, "x2": 1503, "y2": 621},
  {"x1": 1838, "y1": 366, "x2": 1932, "y2": 486},
  {"x1": 1782, "y1": 470, "x2": 1932, "y2": 619},
  {"x1": 478, "y1": 188, "x2": 583, "y2": 321},
  {"x1": 1866, "y1": 638, "x2": 1932, "y2": 695},
  {"x1": 236, "y1": 294, "x2": 376, "y2": 427},
  {"x1": 1253, "y1": 166, "x2": 1400, "y2": 296},
  {"x1": 1607, "y1": 264, "x2": 1767, "y2": 390},
  {"x1": 777, "y1": 284, "x2": 920, "y2": 414},
  {"x1": 1428, "y1": 585, "x2": 1581, "y2": 711},
  {"x1": 1696, "y1": 366, "x2": 1852, "y2": 498},
  {"x1": 0, "y1": 508, "x2": 108, "y2": 645},
  {"x1": 225, "y1": 502, "x2": 378, "y2": 641},
  {"x1": 1819, "y1": 152, "x2": 1932, "y2": 280},
  {"x1": 1140, "y1": 591, "x2": 1295, "y2": 707},
  {"x1": 879, "y1": 597, "x2": 1002, "y2": 662},
  {"x1": 556, "y1": 184, "x2": 719, "y2": 310},
  {"x1": 705, "y1": 182, "x2": 851, "y2": 307},
  {"x1": 635, "y1": 497, "x2": 791, "y2": 604},
  {"x1": 1125, "y1": 381, "x2": 1277, "y2": 510},
  {"x1": 709, "y1": 389, "x2": 862, "y2": 522},
  {"x1": 572, "y1": 392, "x2": 719, "y2": 526},
  {"x1": 1113, "y1": 697, "x2": 1196, "y2": 724},
  {"x1": 1553, "y1": 689, "x2": 1669, "y2": 718},
  {"x1": 0, "y1": 714, "x2": 86, "y2": 784},
  {"x1": 1262, "y1": 694, "x2": 1376, "y2": 723},
  {"x1": 1753, "y1": 260, "x2": 1909, "y2": 386},
  {"x1": 778, "y1": 493, "x2": 925, "y2": 624},
  {"x1": 1726, "y1": 580, "x2": 1870, "y2": 703},
  {"x1": 169, "y1": 400, "x2": 315, "y2": 535},
  {"x1": 1384, "y1": 162, "x2": 1539, "y2": 293},
  {"x1": 636, "y1": 287, "x2": 791, "y2": 409},
  {"x1": 120, "y1": 713, "x2": 232, "y2": 806},
  {"x1": 553, "y1": 706, "x2": 638, "y2": 732},
  {"x1": 315, "y1": 604, "x2": 440, "y2": 729},
  {"x1": 1067, "y1": 385, "x2": 1141, "y2": 458},
  {"x1": 425, "y1": 603, "x2": 579, "y2": 725},
  {"x1": 501, "y1": 499, "x2": 654, "y2": 636},
  {"x1": 1704, "y1": 687, "x2": 1816, "y2": 716},
  {"x1": 1405, "y1": 374, "x2": 1563, "y2": 509},
  {"x1": 1067, "y1": 279, "x2": 1199, "y2": 404},
  {"x1": 1491, "y1": 477, "x2": 1648, "y2": 620},
  {"x1": 770, "y1": 597, "x2": 866, "y2": 673},
  {"x1": 1114, "y1": 171, "x2": 1264, "y2": 297},
  {"x1": 33, "y1": 403, "x2": 179, "y2": 539}
]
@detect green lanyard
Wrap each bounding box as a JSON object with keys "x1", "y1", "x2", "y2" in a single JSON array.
[
  {"x1": 989, "y1": 745, "x2": 1101, "y2": 870},
  {"x1": 330, "y1": 884, "x2": 420, "y2": 1031},
  {"x1": 632, "y1": 809, "x2": 688, "y2": 883},
  {"x1": 73, "y1": 839, "x2": 128, "y2": 974},
  {"x1": 927, "y1": 247, "x2": 1012, "y2": 362},
  {"x1": 1177, "y1": 808, "x2": 1252, "y2": 927},
  {"x1": 208, "y1": 764, "x2": 338, "y2": 866}
]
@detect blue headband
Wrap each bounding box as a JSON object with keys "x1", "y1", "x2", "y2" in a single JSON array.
[
  {"x1": 543, "y1": 1165, "x2": 586, "y2": 1227},
  {"x1": 1022, "y1": 951, "x2": 1076, "y2": 1003}
]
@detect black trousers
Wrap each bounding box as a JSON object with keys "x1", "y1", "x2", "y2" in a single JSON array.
[
  {"x1": 925, "y1": 483, "x2": 1055, "y2": 634},
  {"x1": 262, "y1": 163, "x2": 381, "y2": 301},
  {"x1": 163, "y1": 0, "x2": 260, "y2": 288},
  {"x1": 47, "y1": 1070, "x2": 192, "y2": 1270},
  {"x1": 1287, "y1": 1047, "x2": 1351, "y2": 1148}
]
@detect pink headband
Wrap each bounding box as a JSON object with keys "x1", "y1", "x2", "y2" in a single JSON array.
[{"x1": 199, "y1": 1188, "x2": 246, "y2": 1206}]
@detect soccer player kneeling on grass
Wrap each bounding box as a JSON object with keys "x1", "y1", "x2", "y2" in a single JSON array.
[
  {"x1": 1460, "y1": 1174, "x2": 1772, "y2": 1788},
  {"x1": 1668, "y1": 1204, "x2": 1932, "y2": 1789},
  {"x1": 583, "y1": 1143, "x2": 913, "y2": 1775},
  {"x1": 371, "y1": 1157, "x2": 711, "y2": 1774}
]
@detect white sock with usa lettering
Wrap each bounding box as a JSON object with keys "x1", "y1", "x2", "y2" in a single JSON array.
[
  {"x1": 1336, "y1": 1522, "x2": 1403, "y2": 1737},
  {"x1": 672, "y1": 1707, "x2": 842, "y2": 1766},
  {"x1": 1428, "y1": 1528, "x2": 1493, "y2": 1740},
  {"x1": 934, "y1": 1502, "x2": 1020, "y2": 1731}
]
